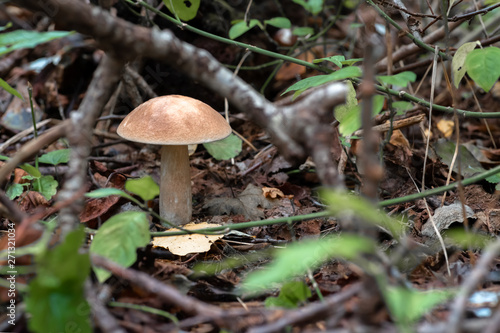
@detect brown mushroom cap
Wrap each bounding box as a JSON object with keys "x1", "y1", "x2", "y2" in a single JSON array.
[{"x1": 117, "y1": 95, "x2": 232, "y2": 145}]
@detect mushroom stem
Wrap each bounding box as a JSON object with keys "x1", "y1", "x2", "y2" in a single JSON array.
[{"x1": 159, "y1": 145, "x2": 192, "y2": 226}]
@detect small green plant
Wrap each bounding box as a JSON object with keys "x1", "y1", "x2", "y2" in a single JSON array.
[
  {"x1": 265, "y1": 280, "x2": 311, "y2": 308},
  {"x1": 162, "y1": 0, "x2": 200, "y2": 21},
  {"x1": 229, "y1": 17, "x2": 292, "y2": 40}
]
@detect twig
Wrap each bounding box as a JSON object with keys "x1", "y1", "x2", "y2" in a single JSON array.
[
  {"x1": 0, "y1": 118, "x2": 56, "y2": 154},
  {"x1": 448, "y1": 237, "x2": 500, "y2": 332},
  {"x1": 0, "y1": 119, "x2": 70, "y2": 187},
  {"x1": 85, "y1": 281, "x2": 127, "y2": 333},
  {"x1": 91, "y1": 254, "x2": 222, "y2": 317},
  {"x1": 56, "y1": 55, "x2": 124, "y2": 238},
  {"x1": 248, "y1": 283, "x2": 362, "y2": 333}
]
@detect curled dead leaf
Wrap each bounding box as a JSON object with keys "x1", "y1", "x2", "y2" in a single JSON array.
[{"x1": 262, "y1": 187, "x2": 293, "y2": 199}]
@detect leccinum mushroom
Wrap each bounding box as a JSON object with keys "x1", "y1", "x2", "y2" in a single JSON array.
[{"x1": 117, "y1": 95, "x2": 232, "y2": 226}]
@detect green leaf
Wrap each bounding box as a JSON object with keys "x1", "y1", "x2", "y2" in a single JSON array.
[
  {"x1": 25, "y1": 228, "x2": 91, "y2": 333},
  {"x1": 125, "y1": 176, "x2": 160, "y2": 202},
  {"x1": 465, "y1": 47, "x2": 500, "y2": 92},
  {"x1": 38, "y1": 149, "x2": 71, "y2": 165},
  {"x1": 90, "y1": 211, "x2": 150, "y2": 282},
  {"x1": 203, "y1": 133, "x2": 242, "y2": 160},
  {"x1": 162, "y1": 0, "x2": 200, "y2": 21},
  {"x1": 0, "y1": 23, "x2": 12, "y2": 32},
  {"x1": 341, "y1": 58, "x2": 363, "y2": 66},
  {"x1": 434, "y1": 140, "x2": 485, "y2": 178},
  {"x1": 292, "y1": 27, "x2": 315, "y2": 37},
  {"x1": 282, "y1": 66, "x2": 362, "y2": 96},
  {"x1": 0, "y1": 77, "x2": 23, "y2": 99},
  {"x1": 385, "y1": 287, "x2": 453, "y2": 325},
  {"x1": 19, "y1": 163, "x2": 41, "y2": 178},
  {"x1": 321, "y1": 189, "x2": 406, "y2": 237},
  {"x1": 452, "y1": 42, "x2": 478, "y2": 88},
  {"x1": 313, "y1": 55, "x2": 345, "y2": 68},
  {"x1": 6, "y1": 183, "x2": 24, "y2": 200},
  {"x1": 229, "y1": 20, "x2": 262, "y2": 39},
  {"x1": 85, "y1": 188, "x2": 136, "y2": 202},
  {"x1": 335, "y1": 83, "x2": 385, "y2": 137},
  {"x1": 0, "y1": 30, "x2": 73, "y2": 57},
  {"x1": 264, "y1": 17, "x2": 291, "y2": 29},
  {"x1": 243, "y1": 234, "x2": 374, "y2": 292},
  {"x1": 292, "y1": 0, "x2": 324, "y2": 15},
  {"x1": 377, "y1": 71, "x2": 417, "y2": 87},
  {"x1": 32, "y1": 175, "x2": 58, "y2": 200},
  {"x1": 392, "y1": 101, "x2": 413, "y2": 115},
  {"x1": 265, "y1": 281, "x2": 312, "y2": 308}
]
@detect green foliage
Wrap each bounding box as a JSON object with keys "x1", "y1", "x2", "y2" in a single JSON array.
[
  {"x1": 391, "y1": 101, "x2": 413, "y2": 115},
  {"x1": 292, "y1": 26, "x2": 315, "y2": 36},
  {"x1": 229, "y1": 20, "x2": 262, "y2": 39},
  {"x1": 162, "y1": 0, "x2": 200, "y2": 21},
  {"x1": 265, "y1": 281, "x2": 311, "y2": 308},
  {"x1": 282, "y1": 66, "x2": 362, "y2": 98},
  {"x1": 38, "y1": 149, "x2": 71, "y2": 165},
  {"x1": 334, "y1": 81, "x2": 385, "y2": 136},
  {"x1": 321, "y1": 189, "x2": 406, "y2": 238},
  {"x1": 0, "y1": 29, "x2": 73, "y2": 57},
  {"x1": 90, "y1": 211, "x2": 150, "y2": 282},
  {"x1": 292, "y1": 0, "x2": 324, "y2": 15},
  {"x1": 25, "y1": 228, "x2": 91, "y2": 333},
  {"x1": 0, "y1": 77, "x2": 22, "y2": 99},
  {"x1": 377, "y1": 71, "x2": 416, "y2": 87},
  {"x1": 464, "y1": 46, "x2": 500, "y2": 92},
  {"x1": 384, "y1": 287, "x2": 453, "y2": 328},
  {"x1": 313, "y1": 55, "x2": 345, "y2": 67},
  {"x1": 31, "y1": 175, "x2": 58, "y2": 200},
  {"x1": 203, "y1": 133, "x2": 242, "y2": 160},
  {"x1": 229, "y1": 17, "x2": 291, "y2": 40},
  {"x1": 452, "y1": 41, "x2": 478, "y2": 88},
  {"x1": 264, "y1": 17, "x2": 291, "y2": 29},
  {"x1": 125, "y1": 176, "x2": 160, "y2": 202},
  {"x1": 6, "y1": 183, "x2": 24, "y2": 200},
  {"x1": 242, "y1": 234, "x2": 375, "y2": 293},
  {"x1": 85, "y1": 187, "x2": 137, "y2": 203}
]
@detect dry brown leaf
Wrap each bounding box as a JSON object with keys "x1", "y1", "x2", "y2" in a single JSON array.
[
  {"x1": 262, "y1": 187, "x2": 293, "y2": 199},
  {"x1": 152, "y1": 222, "x2": 223, "y2": 256},
  {"x1": 437, "y1": 119, "x2": 454, "y2": 138}
]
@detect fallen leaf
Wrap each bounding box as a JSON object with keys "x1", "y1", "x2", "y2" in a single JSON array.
[
  {"x1": 152, "y1": 222, "x2": 223, "y2": 256},
  {"x1": 437, "y1": 119, "x2": 454, "y2": 138},
  {"x1": 262, "y1": 187, "x2": 293, "y2": 199},
  {"x1": 204, "y1": 184, "x2": 276, "y2": 220}
]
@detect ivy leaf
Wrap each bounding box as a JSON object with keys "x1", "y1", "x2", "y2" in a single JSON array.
[
  {"x1": 452, "y1": 41, "x2": 478, "y2": 88},
  {"x1": 125, "y1": 176, "x2": 160, "y2": 202},
  {"x1": 282, "y1": 66, "x2": 362, "y2": 96},
  {"x1": 229, "y1": 19, "x2": 262, "y2": 39},
  {"x1": 162, "y1": 0, "x2": 200, "y2": 21},
  {"x1": 6, "y1": 183, "x2": 24, "y2": 200},
  {"x1": 90, "y1": 211, "x2": 150, "y2": 282},
  {"x1": 377, "y1": 71, "x2": 416, "y2": 87},
  {"x1": 264, "y1": 17, "x2": 291, "y2": 29},
  {"x1": 38, "y1": 149, "x2": 71, "y2": 165},
  {"x1": 465, "y1": 47, "x2": 500, "y2": 92},
  {"x1": 32, "y1": 175, "x2": 58, "y2": 200},
  {"x1": 25, "y1": 228, "x2": 91, "y2": 333},
  {"x1": 203, "y1": 133, "x2": 242, "y2": 160}
]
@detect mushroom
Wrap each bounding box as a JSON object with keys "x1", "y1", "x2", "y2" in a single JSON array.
[{"x1": 117, "y1": 95, "x2": 232, "y2": 226}]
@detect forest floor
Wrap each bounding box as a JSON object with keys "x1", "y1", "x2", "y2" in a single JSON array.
[{"x1": 2, "y1": 0, "x2": 500, "y2": 332}]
